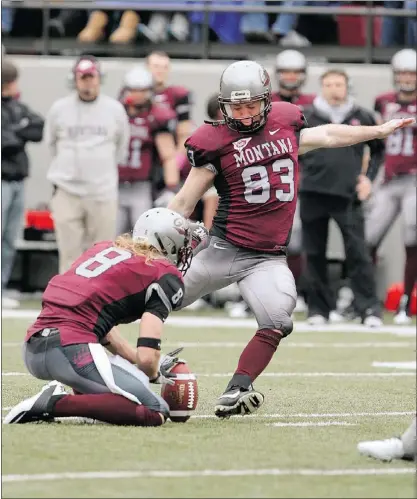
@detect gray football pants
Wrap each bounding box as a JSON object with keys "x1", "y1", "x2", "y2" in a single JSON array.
[
  {"x1": 23, "y1": 330, "x2": 168, "y2": 415},
  {"x1": 181, "y1": 236, "x2": 297, "y2": 333},
  {"x1": 365, "y1": 174, "x2": 417, "y2": 248},
  {"x1": 117, "y1": 181, "x2": 153, "y2": 235}
]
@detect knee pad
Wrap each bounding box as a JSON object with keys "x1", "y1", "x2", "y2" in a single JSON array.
[{"x1": 260, "y1": 312, "x2": 294, "y2": 338}]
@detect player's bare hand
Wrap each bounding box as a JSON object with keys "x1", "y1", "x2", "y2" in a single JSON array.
[
  {"x1": 378, "y1": 117, "x2": 416, "y2": 138},
  {"x1": 356, "y1": 174, "x2": 372, "y2": 201}
]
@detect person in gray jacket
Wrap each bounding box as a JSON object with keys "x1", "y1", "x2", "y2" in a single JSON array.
[
  {"x1": 1, "y1": 59, "x2": 44, "y2": 308},
  {"x1": 44, "y1": 55, "x2": 130, "y2": 274}
]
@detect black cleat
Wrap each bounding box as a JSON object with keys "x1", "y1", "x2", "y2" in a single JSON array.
[
  {"x1": 214, "y1": 386, "x2": 264, "y2": 419},
  {"x1": 3, "y1": 381, "x2": 67, "y2": 424}
]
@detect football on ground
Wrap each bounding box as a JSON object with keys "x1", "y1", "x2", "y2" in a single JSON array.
[{"x1": 161, "y1": 362, "x2": 198, "y2": 422}]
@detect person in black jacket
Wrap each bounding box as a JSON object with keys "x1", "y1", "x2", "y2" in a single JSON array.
[
  {"x1": 1, "y1": 59, "x2": 44, "y2": 308},
  {"x1": 300, "y1": 69, "x2": 384, "y2": 327}
]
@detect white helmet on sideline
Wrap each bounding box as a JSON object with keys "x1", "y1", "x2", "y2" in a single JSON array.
[
  {"x1": 391, "y1": 49, "x2": 416, "y2": 93},
  {"x1": 133, "y1": 208, "x2": 193, "y2": 274},
  {"x1": 275, "y1": 50, "x2": 307, "y2": 91}
]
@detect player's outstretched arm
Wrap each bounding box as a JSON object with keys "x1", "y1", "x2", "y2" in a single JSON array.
[
  {"x1": 168, "y1": 166, "x2": 216, "y2": 218},
  {"x1": 299, "y1": 117, "x2": 416, "y2": 155}
]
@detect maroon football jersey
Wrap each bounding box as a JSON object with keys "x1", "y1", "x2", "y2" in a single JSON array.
[
  {"x1": 185, "y1": 102, "x2": 306, "y2": 253},
  {"x1": 271, "y1": 92, "x2": 316, "y2": 111},
  {"x1": 374, "y1": 92, "x2": 417, "y2": 181},
  {"x1": 25, "y1": 242, "x2": 184, "y2": 346},
  {"x1": 118, "y1": 104, "x2": 176, "y2": 182},
  {"x1": 154, "y1": 86, "x2": 192, "y2": 122}
]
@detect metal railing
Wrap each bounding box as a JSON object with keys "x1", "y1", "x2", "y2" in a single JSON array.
[{"x1": 2, "y1": 0, "x2": 416, "y2": 61}]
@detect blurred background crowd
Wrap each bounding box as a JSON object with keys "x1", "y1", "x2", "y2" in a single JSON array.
[{"x1": 2, "y1": 0, "x2": 416, "y2": 49}]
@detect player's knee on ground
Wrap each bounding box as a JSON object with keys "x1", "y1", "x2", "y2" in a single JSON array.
[
  {"x1": 146, "y1": 393, "x2": 170, "y2": 419},
  {"x1": 259, "y1": 311, "x2": 293, "y2": 338}
]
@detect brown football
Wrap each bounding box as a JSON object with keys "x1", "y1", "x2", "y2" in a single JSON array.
[{"x1": 161, "y1": 362, "x2": 198, "y2": 423}]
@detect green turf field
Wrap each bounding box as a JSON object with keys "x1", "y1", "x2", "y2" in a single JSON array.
[{"x1": 1, "y1": 308, "x2": 416, "y2": 498}]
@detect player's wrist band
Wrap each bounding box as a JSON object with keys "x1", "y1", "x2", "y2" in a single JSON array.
[{"x1": 137, "y1": 337, "x2": 161, "y2": 350}]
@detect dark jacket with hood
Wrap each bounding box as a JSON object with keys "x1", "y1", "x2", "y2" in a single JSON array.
[
  {"x1": 1, "y1": 96, "x2": 44, "y2": 181},
  {"x1": 300, "y1": 96, "x2": 384, "y2": 200}
]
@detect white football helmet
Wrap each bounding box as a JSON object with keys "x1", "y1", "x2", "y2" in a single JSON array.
[
  {"x1": 124, "y1": 66, "x2": 154, "y2": 91},
  {"x1": 391, "y1": 49, "x2": 416, "y2": 93},
  {"x1": 133, "y1": 208, "x2": 193, "y2": 274},
  {"x1": 275, "y1": 50, "x2": 307, "y2": 91}
]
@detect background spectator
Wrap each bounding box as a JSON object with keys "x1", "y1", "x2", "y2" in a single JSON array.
[
  {"x1": 2, "y1": 59, "x2": 44, "y2": 308},
  {"x1": 381, "y1": 0, "x2": 416, "y2": 47},
  {"x1": 44, "y1": 55, "x2": 129, "y2": 273},
  {"x1": 300, "y1": 69, "x2": 384, "y2": 327}
]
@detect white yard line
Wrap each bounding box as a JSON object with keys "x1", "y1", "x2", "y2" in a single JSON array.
[
  {"x1": 267, "y1": 421, "x2": 357, "y2": 427},
  {"x1": 2, "y1": 408, "x2": 414, "y2": 419},
  {"x1": 372, "y1": 361, "x2": 416, "y2": 370},
  {"x1": 2, "y1": 309, "x2": 415, "y2": 335},
  {"x1": 2, "y1": 467, "x2": 414, "y2": 483},
  {"x1": 192, "y1": 411, "x2": 416, "y2": 419},
  {"x1": 2, "y1": 341, "x2": 415, "y2": 349},
  {"x1": 2, "y1": 371, "x2": 415, "y2": 378}
]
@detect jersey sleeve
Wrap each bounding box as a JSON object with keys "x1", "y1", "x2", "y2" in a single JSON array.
[
  {"x1": 185, "y1": 124, "x2": 219, "y2": 169},
  {"x1": 144, "y1": 273, "x2": 185, "y2": 322},
  {"x1": 174, "y1": 88, "x2": 192, "y2": 122}
]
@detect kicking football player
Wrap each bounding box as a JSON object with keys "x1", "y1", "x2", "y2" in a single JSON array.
[
  {"x1": 117, "y1": 67, "x2": 179, "y2": 234},
  {"x1": 358, "y1": 417, "x2": 416, "y2": 462},
  {"x1": 167, "y1": 60, "x2": 415, "y2": 419},
  {"x1": 366, "y1": 48, "x2": 417, "y2": 325},
  {"x1": 4, "y1": 208, "x2": 193, "y2": 427}
]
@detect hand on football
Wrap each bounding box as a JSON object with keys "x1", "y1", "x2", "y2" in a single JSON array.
[
  {"x1": 356, "y1": 174, "x2": 372, "y2": 201},
  {"x1": 378, "y1": 117, "x2": 416, "y2": 139},
  {"x1": 151, "y1": 347, "x2": 186, "y2": 386}
]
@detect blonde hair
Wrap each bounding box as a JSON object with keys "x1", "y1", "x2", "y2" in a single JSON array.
[{"x1": 114, "y1": 233, "x2": 166, "y2": 264}]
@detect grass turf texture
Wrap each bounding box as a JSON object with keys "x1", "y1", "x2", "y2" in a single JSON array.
[{"x1": 1, "y1": 311, "x2": 416, "y2": 498}]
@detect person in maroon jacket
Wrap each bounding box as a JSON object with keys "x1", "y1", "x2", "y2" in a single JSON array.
[{"x1": 4, "y1": 208, "x2": 193, "y2": 427}]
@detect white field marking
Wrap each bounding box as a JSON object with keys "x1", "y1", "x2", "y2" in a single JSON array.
[
  {"x1": 372, "y1": 361, "x2": 416, "y2": 370},
  {"x1": 4, "y1": 341, "x2": 415, "y2": 349},
  {"x1": 2, "y1": 408, "x2": 415, "y2": 419},
  {"x1": 2, "y1": 468, "x2": 414, "y2": 483},
  {"x1": 267, "y1": 421, "x2": 357, "y2": 427},
  {"x1": 2, "y1": 371, "x2": 415, "y2": 378},
  {"x1": 2, "y1": 309, "x2": 416, "y2": 335}
]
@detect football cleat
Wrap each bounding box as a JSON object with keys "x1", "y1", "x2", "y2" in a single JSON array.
[
  {"x1": 393, "y1": 310, "x2": 412, "y2": 325},
  {"x1": 307, "y1": 314, "x2": 327, "y2": 326},
  {"x1": 357, "y1": 437, "x2": 407, "y2": 462},
  {"x1": 3, "y1": 381, "x2": 68, "y2": 424},
  {"x1": 215, "y1": 386, "x2": 264, "y2": 419},
  {"x1": 362, "y1": 309, "x2": 383, "y2": 328}
]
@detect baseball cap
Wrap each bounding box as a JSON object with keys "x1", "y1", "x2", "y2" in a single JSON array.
[{"x1": 74, "y1": 57, "x2": 100, "y2": 76}]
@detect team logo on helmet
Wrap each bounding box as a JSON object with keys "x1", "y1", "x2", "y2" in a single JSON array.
[{"x1": 260, "y1": 69, "x2": 270, "y2": 86}]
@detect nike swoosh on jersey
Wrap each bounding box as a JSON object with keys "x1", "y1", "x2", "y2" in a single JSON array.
[{"x1": 269, "y1": 128, "x2": 281, "y2": 135}]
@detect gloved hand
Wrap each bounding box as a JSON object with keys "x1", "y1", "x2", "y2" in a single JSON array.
[
  {"x1": 150, "y1": 347, "x2": 186, "y2": 386},
  {"x1": 189, "y1": 221, "x2": 209, "y2": 250}
]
